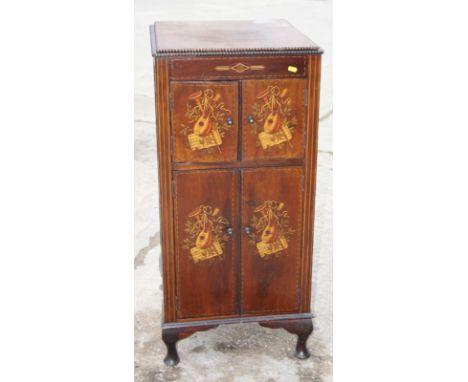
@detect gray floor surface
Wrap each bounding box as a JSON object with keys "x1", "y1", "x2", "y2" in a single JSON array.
[{"x1": 135, "y1": 1, "x2": 332, "y2": 381}]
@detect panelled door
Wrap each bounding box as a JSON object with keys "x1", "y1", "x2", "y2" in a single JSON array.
[
  {"x1": 242, "y1": 79, "x2": 307, "y2": 161},
  {"x1": 170, "y1": 82, "x2": 239, "y2": 163},
  {"x1": 171, "y1": 78, "x2": 307, "y2": 319},
  {"x1": 241, "y1": 167, "x2": 304, "y2": 315},
  {"x1": 173, "y1": 169, "x2": 239, "y2": 319}
]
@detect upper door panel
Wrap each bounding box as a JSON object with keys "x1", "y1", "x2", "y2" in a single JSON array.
[
  {"x1": 242, "y1": 79, "x2": 307, "y2": 161},
  {"x1": 171, "y1": 82, "x2": 238, "y2": 163}
]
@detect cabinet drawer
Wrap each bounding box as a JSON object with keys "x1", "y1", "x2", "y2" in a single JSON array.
[{"x1": 170, "y1": 56, "x2": 307, "y2": 80}]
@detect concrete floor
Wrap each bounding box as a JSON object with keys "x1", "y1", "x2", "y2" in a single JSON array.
[{"x1": 135, "y1": 1, "x2": 332, "y2": 381}]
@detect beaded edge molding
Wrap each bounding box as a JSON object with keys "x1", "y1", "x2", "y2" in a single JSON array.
[{"x1": 149, "y1": 25, "x2": 324, "y2": 57}]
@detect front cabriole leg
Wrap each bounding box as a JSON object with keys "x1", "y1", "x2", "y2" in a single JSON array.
[
  {"x1": 161, "y1": 324, "x2": 219, "y2": 366},
  {"x1": 259, "y1": 317, "x2": 313, "y2": 359},
  {"x1": 161, "y1": 328, "x2": 181, "y2": 366}
]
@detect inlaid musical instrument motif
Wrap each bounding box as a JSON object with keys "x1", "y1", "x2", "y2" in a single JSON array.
[
  {"x1": 180, "y1": 89, "x2": 231, "y2": 153},
  {"x1": 250, "y1": 85, "x2": 297, "y2": 150},
  {"x1": 183, "y1": 205, "x2": 230, "y2": 263},
  {"x1": 248, "y1": 200, "x2": 295, "y2": 258}
]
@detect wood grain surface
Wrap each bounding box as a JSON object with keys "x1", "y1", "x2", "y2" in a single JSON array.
[
  {"x1": 242, "y1": 79, "x2": 307, "y2": 161},
  {"x1": 152, "y1": 21, "x2": 323, "y2": 363},
  {"x1": 171, "y1": 82, "x2": 239, "y2": 163},
  {"x1": 154, "y1": 51, "x2": 321, "y2": 325},
  {"x1": 170, "y1": 56, "x2": 307, "y2": 80},
  {"x1": 152, "y1": 19, "x2": 320, "y2": 56},
  {"x1": 241, "y1": 167, "x2": 303, "y2": 315},
  {"x1": 174, "y1": 170, "x2": 239, "y2": 319}
]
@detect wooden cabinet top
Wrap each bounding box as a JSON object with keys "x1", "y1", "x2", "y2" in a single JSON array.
[{"x1": 150, "y1": 19, "x2": 322, "y2": 57}]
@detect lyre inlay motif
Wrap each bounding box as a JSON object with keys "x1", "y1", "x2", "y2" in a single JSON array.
[
  {"x1": 180, "y1": 89, "x2": 232, "y2": 153},
  {"x1": 250, "y1": 85, "x2": 298, "y2": 150},
  {"x1": 183, "y1": 205, "x2": 230, "y2": 263},
  {"x1": 248, "y1": 200, "x2": 295, "y2": 258}
]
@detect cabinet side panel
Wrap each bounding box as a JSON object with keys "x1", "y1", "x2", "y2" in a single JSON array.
[
  {"x1": 154, "y1": 58, "x2": 176, "y2": 322},
  {"x1": 300, "y1": 55, "x2": 322, "y2": 313}
]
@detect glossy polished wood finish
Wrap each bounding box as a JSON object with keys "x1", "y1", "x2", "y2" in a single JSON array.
[
  {"x1": 152, "y1": 19, "x2": 321, "y2": 56},
  {"x1": 171, "y1": 82, "x2": 239, "y2": 163},
  {"x1": 300, "y1": 54, "x2": 322, "y2": 313},
  {"x1": 151, "y1": 19, "x2": 322, "y2": 364},
  {"x1": 242, "y1": 78, "x2": 307, "y2": 161},
  {"x1": 170, "y1": 56, "x2": 307, "y2": 80},
  {"x1": 241, "y1": 167, "x2": 303, "y2": 315},
  {"x1": 172, "y1": 158, "x2": 304, "y2": 171},
  {"x1": 154, "y1": 58, "x2": 177, "y2": 323},
  {"x1": 173, "y1": 170, "x2": 239, "y2": 319}
]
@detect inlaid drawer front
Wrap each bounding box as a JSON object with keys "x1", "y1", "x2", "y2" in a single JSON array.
[
  {"x1": 171, "y1": 82, "x2": 238, "y2": 163},
  {"x1": 170, "y1": 56, "x2": 307, "y2": 80},
  {"x1": 174, "y1": 170, "x2": 238, "y2": 319},
  {"x1": 241, "y1": 167, "x2": 303, "y2": 315},
  {"x1": 242, "y1": 79, "x2": 307, "y2": 161}
]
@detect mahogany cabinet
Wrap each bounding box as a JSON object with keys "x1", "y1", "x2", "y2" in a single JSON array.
[{"x1": 150, "y1": 19, "x2": 323, "y2": 365}]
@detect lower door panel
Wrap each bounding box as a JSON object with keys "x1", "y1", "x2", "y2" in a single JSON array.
[
  {"x1": 241, "y1": 167, "x2": 303, "y2": 315},
  {"x1": 173, "y1": 169, "x2": 238, "y2": 319}
]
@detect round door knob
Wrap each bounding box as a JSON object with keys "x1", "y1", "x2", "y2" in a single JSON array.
[
  {"x1": 226, "y1": 116, "x2": 233, "y2": 125},
  {"x1": 243, "y1": 226, "x2": 252, "y2": 235},
  {"x1": 247, "y1": 115, "x2": 255, "y2": 124},
  {"x1": 226, "y1": 227, "x2": 233, "y2": 236}
]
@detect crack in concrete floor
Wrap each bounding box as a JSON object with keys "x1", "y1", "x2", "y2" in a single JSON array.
[{"x1": 135, "y1": 232, "x2": 160, "y2": 270}]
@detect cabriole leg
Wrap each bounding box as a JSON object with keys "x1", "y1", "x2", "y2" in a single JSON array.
[
  {"x1": 161, "y1": 324, "x2": 218, "y2": 366},
  {"x1": 294, "y1": 319, "x2": 313, "y2": 359},
  {"x1": 259, "y1": 317, "x2": 314, "y2": 360},
  {"x1": 162, "y1": 328, "x2": 180, "y2": 366}
]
